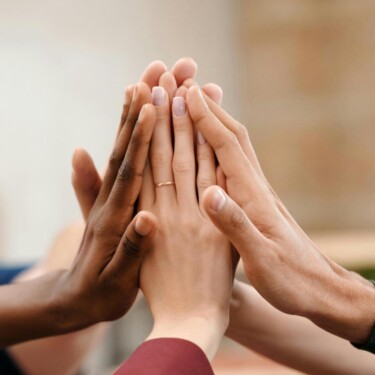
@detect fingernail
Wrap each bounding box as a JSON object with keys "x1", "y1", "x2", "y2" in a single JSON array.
[
  {"x1": 172, "y1": 97, "x2": 186, "y2": 117},
  {"x1": 211, "y1": 188, "x2": 226, "y2": 212},
  {"x1": 197, "y1": 130, "x2": 206, "y2": 145},
  {"x1": 152, "y1": 86, "x2": 165, "y2": 106},
  {"x1": 135, "y1": 214, "x2": 154, "y2": 237}
]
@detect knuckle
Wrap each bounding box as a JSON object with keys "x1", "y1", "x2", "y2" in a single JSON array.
[
  {"x1": 197, "y1": 145, "x2": 212, "y2": 161},
  {"x1": 197, "y1": 177, "x2": 213, "y2": 191},
  {"x1": 173, "y1": 159, "x2": 192, "y2": 175},
  {"x1": 125, "y1": 113, "x2": 138, "y2": 128},
  {"x1": 109, "y1": 149, "x2": 120, "y2": 168},
  {"x1": 117, "y1": 161, "x2": 143, "y2": 182},
  {"x1": 216, "y1": 131, "x2": 238, "y2": 152},
  {"x1": 122, "y1": 236, "x2": 140, "y2": 258},
  {"x1": 151, "y1": 152, "x2": 171, "y2": 167},
  {"x1": 173, "y1": 120, "x2": 189, "y2": 133},
  {"x1": 228, "y1": 207, "x2": 248, "y2": 230}
]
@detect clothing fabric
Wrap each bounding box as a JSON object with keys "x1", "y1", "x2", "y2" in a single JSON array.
[
  {"x1": 114, "y1": 338, "x2": 214, "y2": 375},
  {"x1": 0, "y1": 264, "x2": 31, "y2": 375},
  {"x1": 0, "y1": 265, "x2": 30, "y2": 286}
]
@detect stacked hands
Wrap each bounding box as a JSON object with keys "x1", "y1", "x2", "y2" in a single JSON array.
[
  {"x1": 68, "y1": 58, "x2": 375, "y2": 357},
  {"x1": 6, "y1": 57, "x2": 374, "y2": 372}
]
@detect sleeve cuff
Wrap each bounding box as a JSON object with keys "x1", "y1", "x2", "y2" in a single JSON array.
[{"x1": 114, "y1": 338, "x2": 214, "y2": 375}]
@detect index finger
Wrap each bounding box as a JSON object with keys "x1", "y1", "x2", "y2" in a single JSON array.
[
  {"x1": 139, "y1": 60, "x2": 168, "y2": 88},
  {"x1": 186, "y1": 86, "x2": 260, "y2": 205}
]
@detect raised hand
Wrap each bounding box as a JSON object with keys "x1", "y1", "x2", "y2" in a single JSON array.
[
  {"x1": 185, "y1": 85, "x2": 375, "y2": 344},
  {"x1": 138, "y1": 81, "x2": 233, "y2": 361},
  {"x1": 0, "y1": 83, "x2": 156, "y2": 347}
]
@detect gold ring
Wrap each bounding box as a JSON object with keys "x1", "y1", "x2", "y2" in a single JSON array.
[{"x1": 155, "y1": 181, "x2": 175, "y2": 188}]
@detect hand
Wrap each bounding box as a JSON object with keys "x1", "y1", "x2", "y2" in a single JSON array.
[
  {"x1": 71, "y1": 58, "x2": 223, "y2": 220},
  {"x1": 185, "y1": 85, "x2": 375, "y2": 343},
  {"x1": 138, "y1": 81, "x2": 233, "y2": 361},
  {"x1": 228, "y1": 281, "x2": 375, "y2": 375},
  {"x1": 72, "y1": 57, "x2": 199, "y2": 220},
  {"x1": 0, "y1": 83, "x2": 157, "y2": 347}
]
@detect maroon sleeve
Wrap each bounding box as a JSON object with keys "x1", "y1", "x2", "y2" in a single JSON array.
[{"x1": 114, "y1": 338, "x2": 215, "y2": 375}]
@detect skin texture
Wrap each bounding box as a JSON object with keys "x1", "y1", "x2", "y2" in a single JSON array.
[
  {"x1": 0, "y1": 81, "x2": 157, "y2": 348},
  {"x1": 9, "y1": 222, "x2": 107, "y2": 375},
  {"x1": 139, "y1": 83, "x2": 233, "y2": 361},
  {"x1": 228, "y1": 281, "x2": 375, "y2": 375},
  {"x1": 72, "y1": 59, "x2": 231, "y2": 361},
  {"x1": 183, "y1": 84, "x2": 375, "y2": 344},
  {"x1": 4, "y1": 61, "x2": 192, "y2": 373}
]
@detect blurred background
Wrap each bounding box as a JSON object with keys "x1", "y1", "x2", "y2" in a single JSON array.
[{"x1": 1, "y1": 0, "x2": 375, "y2": 374}]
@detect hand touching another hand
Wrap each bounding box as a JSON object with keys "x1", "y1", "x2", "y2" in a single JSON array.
[
  {"x1": 185, "y1": 85, "x2": 375, "y2": 344},
  {"x1": 0, "y1": 83, "x2": 157, "y2": 347},
  {"x1": 138, "y1": 82, "x2": 233, "y2": 361}
]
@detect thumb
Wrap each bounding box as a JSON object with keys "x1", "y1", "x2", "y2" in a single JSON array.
[
  {"x1": 71, "y1": 148, "x2": 102, "y2": 221},
  {"x1": 110, "y1": 211, "x2": 157, "y2": 280},
  {"x1": 202, "y1": 186, "x2": 263, "y2": 261}
]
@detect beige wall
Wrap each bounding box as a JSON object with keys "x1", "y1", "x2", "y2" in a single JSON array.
[
  {"x1": 0, "y1": 0, "x2": 242, "y2": 261},
  {"x1": 239, "y1": 0, "x2": 375, "y2": 231}
]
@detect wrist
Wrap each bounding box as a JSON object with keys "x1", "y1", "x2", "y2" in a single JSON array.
[
  {"x1": 307, "y1": 270, "x2": 375, "y2": 342},
  {"x1": 47, "y1": 270, "x2": 96, "y2": 334},
  {"x1": 147, "y1": 310, "x2": 228, "y2": 361}
]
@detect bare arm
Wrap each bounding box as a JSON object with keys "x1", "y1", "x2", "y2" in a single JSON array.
[{"x1": 228, "y1": 281, "x2": 375, "y2": 375}]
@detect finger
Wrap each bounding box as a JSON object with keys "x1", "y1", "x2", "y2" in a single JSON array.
[
  {"x1": 116, "y1": 85, "x2": 135, "y2": 139},
  {"x1": 159, "y1": 71, "x2": 178, "y2": 106},
  {"x1": 202, "y1": 186, "x2": 264, "y2": 264},
  {"x1": 71, "y1": 148, "x2": 102, "y2": 221},
  {"x1": 196, "y1": 130, "x2": 217, "y2": 209},
  {"x1": 106, "y1": 104, "x2": 156, "y2": 214},
  {"x1": 107, "y1": 211, "x2": 157, "y2": 287},
  {"x1": 150, "y1": 86, "x2": 176, "y2": 204},
  {"x1": 98, "y1": 82, "x2": 152, "y2": 204},
  {"x1": 186, "y1": 86, "x2": 257, "y2": 207},
  {"x1": 177, "y1": 82, "x2": 223, "y2": 104},
  {"x1": 175, "y1": 85, "x2": 188, "y2": 98},
  {"x1": 202, "y1": 83, "x2": 223, "y2": 106},
  {"x1": 171, "y1": 97, "x2": 196, "y2": 207},
  {"x1": 171, "y1": 57, "x2": 198, "y2": 86},
  {"x1": 139, "y1": 60, "x2": 168, "y2": 88},
  {"x1": 139, "y1": 158, "x2": 155, "y2": 209},
  {"x1": 216, "y1": 165, "x2": 227, "y2": 192},
  {"x1": 202, "y1": 91, "x2": 264, "y2": 179}
]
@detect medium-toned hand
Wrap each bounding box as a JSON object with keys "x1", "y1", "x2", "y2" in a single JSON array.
[
  {"x1": 185, "y1": 85, "x2": 375, "y2": 344},
  {"x1": 138, "y1": 81, "x2": 233, "y2": 361},
  {"x1": 72, "y1": 58, "x2": 198, "y2": 219}
]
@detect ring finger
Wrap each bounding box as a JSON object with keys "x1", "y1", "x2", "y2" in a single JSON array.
[{"x1": 150, "y1": 86, "x2": 176, "y2": 205}]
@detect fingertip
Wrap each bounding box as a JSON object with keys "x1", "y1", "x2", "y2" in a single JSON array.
[
  {"x1": 140, "y1": 60, "x2": 168, "y2": 88},
  {"x1": 134, "y1": 211, "x2": 157, "y2": 237},
  {"x1": 71, "y1": 148, "x2": 90, "y2": 172},
  {"x1": 139, "y1": 103, "x2": 156, "y2": 123},
  {"x1": 171, "y1": 57, "x2": 198, "y2": 85},
  {"x1": 202, "y1": 83, "x2": 223, "y2": 106},
  {"x1": 202, "y1": 185, "x2": 227, "y2": 214}
]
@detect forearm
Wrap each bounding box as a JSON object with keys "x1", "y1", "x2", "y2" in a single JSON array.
[
  {"x1": 147, "y1": 313, "x2": 227, "y2": 361},
  {"x1": 227, "y1": 281, "x2": 375, "y2": 375},
  {"x1": 305, "y1": 266, "x2": 375, "y2": 344},
  {"x1": 0, "y1": 271, "x2": 82, "y2": 347}
]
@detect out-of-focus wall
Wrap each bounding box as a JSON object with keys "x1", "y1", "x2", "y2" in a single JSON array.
[
  {"x1": 239, "y1": 0, "x2": 375, "y2": 231},
  {"x1": 0, "y1": 0, "x2": 242, "y2": 261}
]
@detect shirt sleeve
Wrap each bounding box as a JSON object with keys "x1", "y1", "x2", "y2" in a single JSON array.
[{"x1": 113, "y1": 338, "x2": 215, "y2": 375}]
